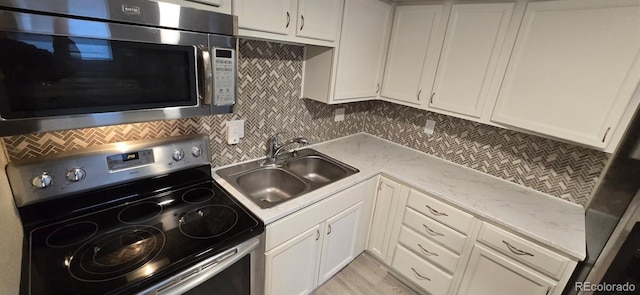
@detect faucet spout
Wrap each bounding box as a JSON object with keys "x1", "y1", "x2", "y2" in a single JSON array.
[{"x1": 264, "y1": 134, "x2": 309, "y2": 165}]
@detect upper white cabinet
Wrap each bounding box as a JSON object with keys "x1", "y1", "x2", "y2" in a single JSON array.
[
  {"x1": 303, "y1": 0, "x2": 393, "y2": 104},
  {"x1": 233, "y1": 0, "x2": 344, "y2": 46},
  {"x1": 381, "y1": 4, "x2": 445, "y2": 106},
  {"x1": 162, "y1": 0, "x2": 232, "y2": 14},
  {"x1": 332, "y1": 0, "x2": 393, "y2": 101},
  {"x1": 234, "y1": 0, "x2": 291, "y2": 35},
  {"x1": 491, "y1": 0, "x2": 640, "y2": 149},
  {"x1": 427, "y1": 3, "x2": 515, "y2": 118},
  {"x1": 296, "y1": 0, "x2": 342, "y2": 42},
  {"x1": 381, "y1": 2, "x2": 516, "y2": 119}
]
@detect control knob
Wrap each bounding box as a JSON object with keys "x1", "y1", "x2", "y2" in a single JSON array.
[
  {"x1": 192, "y1": 146, "x2": 203, "y2": 158},
  {"x1": 66, "y1": 168, "x2": 86, "y2": 182},
  {"x1": 173, "y1": 149, "x2": 185, "y2": 162},
  {"x1": 31, "y1": 172, "x2": 53, "y2": 188}
]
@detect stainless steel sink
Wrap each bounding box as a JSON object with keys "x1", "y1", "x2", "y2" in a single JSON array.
[
  {"x1": 216, "y1": 149, "x2": 359, "y2": 208},
  {"x1": 286, "y1": 156, "x2": 348, "y2": 183}
]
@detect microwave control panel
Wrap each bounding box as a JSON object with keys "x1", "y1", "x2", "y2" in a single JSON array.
[{"x1": 213, "y1": 48, "x2": 236, "y2": 106}]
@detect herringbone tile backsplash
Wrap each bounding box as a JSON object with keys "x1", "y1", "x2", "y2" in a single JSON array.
[
  {"x1": 0, "y1": 39, "x2": 609, "y2": 206},
  {"x1": 364, "y1": 101, "x2": 610, "y2": 205}
]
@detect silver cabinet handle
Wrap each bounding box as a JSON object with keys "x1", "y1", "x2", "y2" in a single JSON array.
[
  {"x1": 300, "y1": 15, "x2": 305, "y2": 30},
  {"x1": 376, "y1": 83, "x2": 380, "y2": 93},
  {"x1": 422, "y1": 224, "x2": 444, "y2": 237},
  {"x1": 315, "y1": 229, "x2": 320, "y2": 241},
  {"x1": 425, "y1": 204, "x2": 448, "y2": 217},
  {"x1": 430, "y1": 92, "x2": 435, "y2": 104},
  {"x1": 417, "y1": 244, "x2": 439, "y2": 256},
  {"x1": 327, "y1": 224, "x2": 332, "y2": 235},
  {"x1": 503, "y1": 240, "x2": 534, "y2": 257},
  {"x1": 286, "y1": 12, "x2": 290, "y2": 28},
  {"x1": 411, "y1": 267, "x2": 431, "y2": 281},
  {"x1": 417, "y1": 90, "x2": 422, "y2": 101}
]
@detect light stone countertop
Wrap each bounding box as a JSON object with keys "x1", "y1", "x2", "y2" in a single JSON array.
[{"x1": 212, "y1": 132, "x2": 586, "y2": 260}]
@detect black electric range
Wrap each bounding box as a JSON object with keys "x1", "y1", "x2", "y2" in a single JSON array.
[{"x1": 7, "y1": 136, "x2": 264, "y2": 295}]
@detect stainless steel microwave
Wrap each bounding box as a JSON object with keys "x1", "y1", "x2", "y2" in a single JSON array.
[{"x1": 0, "y1": 0, "x2": 237, "y2": 136}]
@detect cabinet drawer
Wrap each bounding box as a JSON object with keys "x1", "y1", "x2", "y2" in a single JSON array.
[
  {"x1": 392, "y1": 245, "x2": 452, "y2": 295},
  {"x1": 478, "y1": 223, "x2": 571, "y2": 280},
  {"x1": 407, "y1": 189, "x2": 474, "y2": 234},
  {"x1": 403, "y1": 208, "x2": 467, "y2": 254},
  {"x1": 398, "y1": 226, "x2": 459, "y2": 273}
]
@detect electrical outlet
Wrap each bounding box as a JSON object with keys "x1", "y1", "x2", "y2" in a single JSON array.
[
  {"x1": 424, "y1": 119, "x2": 436, "y2": 135},
  {"x1": 334, "y1": 108, "x2": 345, "y2": 122}
]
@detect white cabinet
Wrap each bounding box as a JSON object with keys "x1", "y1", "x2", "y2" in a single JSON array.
[
  {"x1": 381, "y1": 4, "x2": 445, "y2": 106},
  {"x1": 491, "y1": 0, "x2": 640, "y2": 149},
  {"x1": 296, "y1": 0, "x2": 342, "y2": 42},
  {"x1": 234, "y1": 0, "x2": 292, "y2": 35},
  {"x1": 317, "y1": 202, "x2": 363, "y2": 285},
  {"x1": 427, "y1": 3, "x2": 515, "y2": 118},
  {"x1": 381, "y1": 2, "x2": 516, "y2": 120},
  {"x1": 265, "y1": 225, "x2": 322, "y2": 295},
  {"x1": 263, "y1": 179, "x2": 375, "y2": 295},
  {"x1": 368, "y1": 176, "x2": 408, "y2": 263},
  {"x1": 160, "y1": 0, "x2": 232, "y2": 14},
  {"x1": 233, "y1": 0, "x2": 343, "y2": 46},
  {"x1": 303, "y1": 0, "x2": 393, "y2": 104},
  {"x1": 457, "y1": 244, "x2": 557, "y2": 295}
]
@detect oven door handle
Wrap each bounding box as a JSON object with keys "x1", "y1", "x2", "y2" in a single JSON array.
[
  {"x1": 150, "y1": 236, "x2": 260, "y2": 295},
  {"x1": 197, "y1": 45, "x2": 213, "y2": 106}
]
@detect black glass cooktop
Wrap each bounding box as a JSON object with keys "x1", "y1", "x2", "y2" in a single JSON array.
[{"x1": 18, "y1": 165, "x2": 263, "y2": 295}]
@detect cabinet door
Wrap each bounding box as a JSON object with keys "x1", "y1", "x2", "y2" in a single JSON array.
[
  {"x1": 317, "y1": 201, "x2": 364, "y2": 285},
  {"x1": 333, "y1": 0, "x2": 392, "y2": 100},
  {"x1": 428, "y1": 3, "x2": 514, "y2": 118},
  {"x1": 234, "y1": 0, "x2": 292, "y2": 35},
  {"x1": 457, "y1": 244, "x2": 556, "y2": 295},
  {"x1": 296, "y1": 0, "x2": 343, "y2": 42},
  {"x1": 265, "y1": 225, "x2": 322, "y2": 295},
  {"x1": 368, "y1": 178, "x2": 402, "y2": 262},
  {"x1": 491, "y1": 0, "x2": 640, "y2": 148},
  {"x1": 381, "y1": 5, "x2": 443, "y2": 106}
]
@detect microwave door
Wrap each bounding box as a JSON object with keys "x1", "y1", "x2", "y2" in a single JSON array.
[{"x1": 0, "y1": 10, "x2": 218, "y2": 136}]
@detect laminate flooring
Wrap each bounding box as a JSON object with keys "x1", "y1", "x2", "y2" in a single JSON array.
[{"x1": 313, "y1": 253, "x2": 419, "y2": 295}]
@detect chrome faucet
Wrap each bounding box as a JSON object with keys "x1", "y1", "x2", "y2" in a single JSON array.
[{"x1": 264, "y1": 132, "x2": 309, "y2": 165}]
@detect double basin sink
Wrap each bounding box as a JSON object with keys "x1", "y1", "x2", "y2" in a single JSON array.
[{"x1": 216, "y1": 149, "x2": 359, "y2": 208}]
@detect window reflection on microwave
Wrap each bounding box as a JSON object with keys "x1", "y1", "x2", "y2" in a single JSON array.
[{"x1": 0, "y1": 31, "x2": 195, "y2": 118}]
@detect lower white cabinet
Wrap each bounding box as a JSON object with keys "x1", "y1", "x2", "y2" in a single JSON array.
[
  {"x1": 457, "y1": 244, "x2": 557, "y2": 295},
  {"x1": 263, "y1": 179, "x2": 375, "y2": 295},
  {"x1": 317, "y1": 202, "x2": 363, "y2": 285},
  {"x1": 367, "y1": 176, "x2": 409, "y2": 263},
  {"x1": 265, "y1": 225, "x2": 322, "y2": 295}
]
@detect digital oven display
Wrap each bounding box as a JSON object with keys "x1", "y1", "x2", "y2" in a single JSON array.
[{"x1": 106, "y1": 149, "x2": 155, "y2": 171}]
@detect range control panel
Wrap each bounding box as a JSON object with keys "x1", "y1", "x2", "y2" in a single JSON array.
[{"x1": 6, "y1": 135, "x2": 210, "y2": 207}]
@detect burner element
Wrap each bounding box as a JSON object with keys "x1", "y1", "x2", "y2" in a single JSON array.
[
  {"x1": 182, "y1": 187, "x2": 215, "y2": 204},
  {"x1": 68, "y1": 226, "x2": 165, "y2": 282},
  {"x1": 179, "y1": 205, "x2": 238, "y2": 239},
  {"x1": 46, "y1": 221, "x2": 99, "y2": 248},
  {"x1": 118, "y1": 202, "x2": 162, "y2": 224}
]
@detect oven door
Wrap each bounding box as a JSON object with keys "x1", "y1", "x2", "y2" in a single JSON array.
[
  {"x1": 146, "y1": 235, "x2": 265, "y2": 295},
  {"x1": 0, "y1": 9, "x2": 223, "y2": 136}
]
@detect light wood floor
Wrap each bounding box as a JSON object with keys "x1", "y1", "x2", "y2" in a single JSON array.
[{"x1": 313, "y1": 253, "x2": 419, "y2": 295}]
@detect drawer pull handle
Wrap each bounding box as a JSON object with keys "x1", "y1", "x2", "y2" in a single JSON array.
[
  {"x1": 411, "y1": 267, "x2": 431, "y2": 281},
  {"x1": 418, "y1": 244, "x2": 438, "y2": 256},
  {"x1": 422, "y1": 224, "x2": 444, "y2": 237},
  {"x1": 503, "y1": 240, "x2": 534, "y2": 257},
  {"x1": 425, "y1": 205, "x2": 448, "y2": 217}
]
